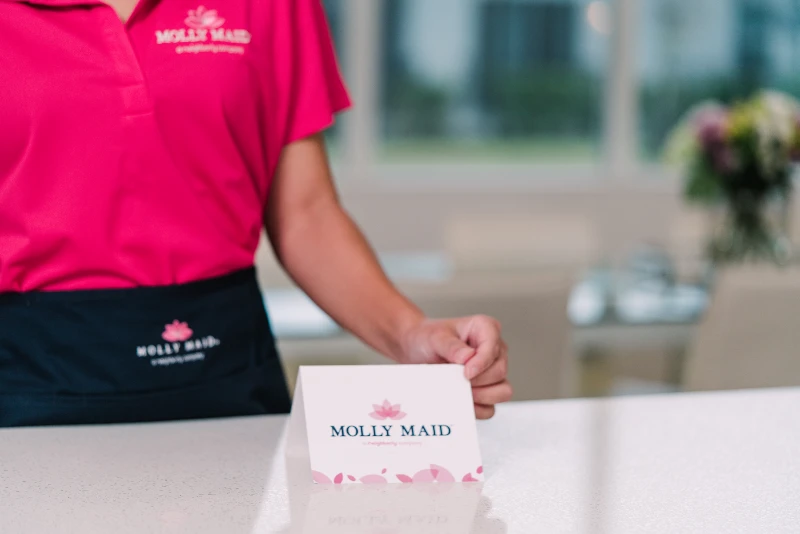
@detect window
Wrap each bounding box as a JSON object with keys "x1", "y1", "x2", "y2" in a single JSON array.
[
  {"x1": 378, "y1": 0, "x2": 610, "y2": 163},
  {"x1": 325, "y1": 0, "x2": 797, "y2": 180},
  {"x1": 321, "y1": 0, "x2": 345, "y2": 149},
  {"x1": 639, "y1": 0, "x2": 800, "y2": 160},
  {"x1": 322, "y1": 0, "x2": 344, "y2": 51}
]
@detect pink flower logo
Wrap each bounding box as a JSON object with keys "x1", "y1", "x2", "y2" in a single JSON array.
[
  {"x1": 369, "y1": 400, "x2": 406, "y2": 420},
  {"x1": 311, "y1": 466, "x2": 479, "y2": 487},
  {"x1": 185, "y1": 6, "x2": 225, "y2": 29},
  {"x1": 396, "y1": 464, "x2": 456, "y2": 484},
  {"x1": 162, "y1": 320, "x2": 193, "y2": 342}
]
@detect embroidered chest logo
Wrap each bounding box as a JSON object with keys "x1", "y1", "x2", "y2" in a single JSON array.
[
  {"x1": 154, "y1": 6, "x2": 252, "y2": 55},
  {"x1": 136, "y1": 320, "x2": 222, "y2": 367}
]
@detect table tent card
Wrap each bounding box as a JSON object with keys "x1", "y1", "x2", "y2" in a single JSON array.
[{"x1": 286, "y1": 365, "x2": 484, "y2": 485}]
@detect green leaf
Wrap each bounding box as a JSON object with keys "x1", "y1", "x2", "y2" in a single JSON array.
[{"x1": 683, "y1": 160, "x2": 723, "y2": 204}]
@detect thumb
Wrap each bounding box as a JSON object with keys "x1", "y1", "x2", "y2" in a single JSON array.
[{"x1": 431, "y1": 330, "x2": 475, "y2": 365}]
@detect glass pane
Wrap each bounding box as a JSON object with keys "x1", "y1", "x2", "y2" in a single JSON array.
[
  {"x1": 379, "y1": 0, "x2": 610, "y2": 164},
  {"x1": 322, "y1": 0, "x2": 345, "y2": 148},
  {"x1": 640, "y1": 0, "x2": 800, "y2": 160}
]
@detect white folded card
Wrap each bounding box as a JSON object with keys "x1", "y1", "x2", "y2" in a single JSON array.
[{"x1": 286, "y1": 364, "x2": 484, "y2": 484}]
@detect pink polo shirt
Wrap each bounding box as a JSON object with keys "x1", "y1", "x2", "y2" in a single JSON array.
[{"x1": 0, "y1": 0, "x2": 351, "y2": 292}]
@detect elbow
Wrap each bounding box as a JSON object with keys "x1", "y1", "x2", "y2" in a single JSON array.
[{"x1": 265, "y1": 197, "x2": 344, "y2": 267}]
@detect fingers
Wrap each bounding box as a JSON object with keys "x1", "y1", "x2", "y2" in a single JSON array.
[
  {"x1": 472, "y1": 342, "x2": 511, "y2": 421},
  {"x1": 472, "y1": 380, "x2": 513, "y2": 407},
  {"x1": 431, "y1": 329, "x2": 475, "y2": 365},
  {"x1": 469, "y1": 344, "x2": 508, "y2": 387},
  {"x1": 474, "y1": 404, "x2": 496, "y2": 420},
  {"x1": 460, "y1": 315, "x2": 502, "y2": 380}
]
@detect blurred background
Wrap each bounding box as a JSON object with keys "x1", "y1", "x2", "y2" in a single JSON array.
[{"x1": 260, "y1": 0, "x2": 800, "y2": 401}]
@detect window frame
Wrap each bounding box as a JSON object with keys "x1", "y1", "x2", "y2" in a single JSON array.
[{"x1": 331, "y1": 0, "x2": 657, "y2": 192}]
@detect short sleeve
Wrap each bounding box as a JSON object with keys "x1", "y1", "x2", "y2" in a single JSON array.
[{"x1": 276, "y1": 0, "x2": 352, "y2": 146}]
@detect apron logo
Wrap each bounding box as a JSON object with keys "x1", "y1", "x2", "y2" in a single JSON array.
[
  {"x1": 162, "y1": 320, "x2": 193, "y2": 342},
  {"x1": 154, "y1": 6, "x2": 252, "y2": 55},
  {"x1": 137, "y1": 320, "x2": 221, "y2": 367}
]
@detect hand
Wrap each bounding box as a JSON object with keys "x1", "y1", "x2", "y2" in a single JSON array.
[{"x1": 399, "y1": 315, "x2": 512, "y2": 419}]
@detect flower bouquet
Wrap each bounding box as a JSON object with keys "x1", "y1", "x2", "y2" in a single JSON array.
[{"x1": 666, "y1": 90, "x2": 800, "y2": 264}]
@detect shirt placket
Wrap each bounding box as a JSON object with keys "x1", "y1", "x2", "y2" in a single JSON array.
[{"x1": 99, "y1": 7, "x2": 152, "y2": 117}]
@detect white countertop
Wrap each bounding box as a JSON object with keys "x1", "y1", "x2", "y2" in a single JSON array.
[{"x1": 1, "y1": 388, "x2": 798, "y2": 533}]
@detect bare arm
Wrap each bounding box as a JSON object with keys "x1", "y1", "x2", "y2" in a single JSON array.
[
  {"x1": 265, "y1": 134, "x2": 512, "y2": 418},
  {"x1": 265, "y1": 134, "x2": 424, "y2": 361}
]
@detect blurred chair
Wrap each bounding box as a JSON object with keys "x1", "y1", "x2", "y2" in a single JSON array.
[
  {"x1": 276, "y1": 271, "x2": 575, "y2": 402},
  {"x1": 789, "y1": 193, "x2": 800, "y2": 249},
  {"x1": 684, "y1": 266, "x2": 800, "y2": 392},
  {"x1": 403, "y1": 271, "x2": 575, "y2": 401},
  {"x1": 444, "y1": 214, "x2": 599, "y2": 275},
  {"x1": 256, "y1": 231, "x2": 576, "y2": 401},
  {"x1": 441, "y1": 213, "x2": 592, "y2": 399}
]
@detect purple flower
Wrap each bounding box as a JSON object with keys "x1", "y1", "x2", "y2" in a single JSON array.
[{"x1": 694, "y1": 107, "x2": 728, "y2": 150}]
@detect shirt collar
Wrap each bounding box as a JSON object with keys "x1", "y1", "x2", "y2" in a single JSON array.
[
  {"x1": 4, "y1": 0, "x2": 157, "y2": 23},
  {"x1": 2, "y1": 0, "x2": 155, "y2": 7},
  {"x1": 1, "y1": 0, "x2": 106, "y2": 5}
]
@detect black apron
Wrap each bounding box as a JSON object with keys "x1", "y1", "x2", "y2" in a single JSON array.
[{"x1": 0, "y1": 268, "x2": 291, "y2": 428}]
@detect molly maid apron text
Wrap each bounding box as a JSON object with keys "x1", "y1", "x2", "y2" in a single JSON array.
[{"x1": 0, "y1": 268, "x2": 291, "y2": 427}]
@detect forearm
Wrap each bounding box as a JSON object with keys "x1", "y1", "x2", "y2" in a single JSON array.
[
  {"x1": 269, "y1": 199, "x2": 424, "y2": 361},
  {"x1": 264, "y1": 135, "x2": 511, "y2": 419}
]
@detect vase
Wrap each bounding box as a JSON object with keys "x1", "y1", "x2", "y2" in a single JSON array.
[{"x1": 708, "y1": 190, "x2": 792, "y2": 266}]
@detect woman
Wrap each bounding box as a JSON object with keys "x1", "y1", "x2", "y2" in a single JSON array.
[{"x1": 0, "y1": 0, "x2": 512, "y2": 427}]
